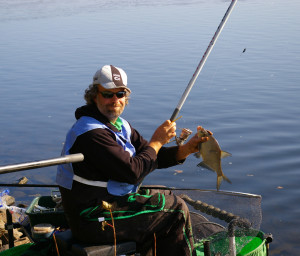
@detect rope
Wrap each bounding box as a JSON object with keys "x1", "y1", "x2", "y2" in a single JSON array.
[
  {"x1": 109, "y1": 208, "x2": 117, "y2": 256},
  {"x1": 52, "y1": 229, "x2": 60, "y2": 256},
  {"x1": 101, "y1": 201, "x2": 117, "y2": 256}
]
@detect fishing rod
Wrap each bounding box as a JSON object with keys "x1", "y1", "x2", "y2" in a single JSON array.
[
  {"x1": 170, "y1": 0, "x2": 238, "y2": 121},
  {"x1": 0, "y1": 184, "x2": 59, "y2": 187}
]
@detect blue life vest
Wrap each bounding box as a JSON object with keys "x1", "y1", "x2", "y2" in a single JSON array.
[{"x1": 56, "y1": 116, "x2": 138, "y2": 196}]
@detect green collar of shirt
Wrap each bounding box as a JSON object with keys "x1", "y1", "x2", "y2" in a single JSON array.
[{"x1": 110, "y1": 117, "x2": 123, "y2": 131}]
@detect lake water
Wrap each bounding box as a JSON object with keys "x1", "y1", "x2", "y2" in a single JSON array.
[{"x1": 1, "y1": 0, "x2": 300, "y2": 254}]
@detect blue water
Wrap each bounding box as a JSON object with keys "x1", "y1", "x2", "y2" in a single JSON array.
[{"x1": 1, "y1": 0, "x2": 300, "y2": 254}]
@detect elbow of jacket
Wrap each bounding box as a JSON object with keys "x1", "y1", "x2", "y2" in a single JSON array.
[
  {"x1": 126, "y1": 172, "x2": 143, "y2": 185},
  {"x1": 127, "y1": 176, "x2": 140, "y2": 185}
]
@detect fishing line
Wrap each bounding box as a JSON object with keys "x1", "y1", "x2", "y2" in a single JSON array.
[{"x1": 206, "y1": 59, "x2": 222, "y2": 89}]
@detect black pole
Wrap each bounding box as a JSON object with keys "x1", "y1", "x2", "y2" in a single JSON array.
[
  {"x1": 203, "y1": 240, "x2": 211, "y2": 256},
  {"x1": 6, "y1": 209, "x2": 14, "y2": 248}
]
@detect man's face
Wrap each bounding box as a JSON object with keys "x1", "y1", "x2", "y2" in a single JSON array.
[{"x1": 94, "y1": 85, "x2": 127, "y2": 122}]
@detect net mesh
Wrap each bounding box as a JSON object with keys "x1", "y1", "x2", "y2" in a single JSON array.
[
  {"x1": 172, "y1": 189, "x2": 264, "y2": 255},
  {"x1": 144, "y1": 187, "x2": 262, "y2": 243},
  {"x1": 172, "y1": 189, "x2": 262, "y2": 229}
]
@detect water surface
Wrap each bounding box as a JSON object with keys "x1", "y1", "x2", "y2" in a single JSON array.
[{"x1": 1, "y1": 0, "x2": 300, "y2": 254}]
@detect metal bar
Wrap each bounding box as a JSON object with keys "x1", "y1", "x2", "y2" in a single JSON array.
[
  {"x1": 170, "y1": 0, "x2": 238, "y2": 121},
  {"x1": 0, "y1": 153, "x2": 84, "y2": 175}
]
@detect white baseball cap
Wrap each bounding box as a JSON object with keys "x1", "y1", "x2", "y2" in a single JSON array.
[{"x1": 93, "y1": 65, "x2": 131, "y2": 93}]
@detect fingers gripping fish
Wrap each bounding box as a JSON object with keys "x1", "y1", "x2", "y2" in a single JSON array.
[{"x1": 195, "y1": 128, "x2": 232, "y2": 191}]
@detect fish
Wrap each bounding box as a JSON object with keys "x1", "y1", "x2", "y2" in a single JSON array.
[{"x1": 195, "y1": 128, "x2": 232, "y2": 191}]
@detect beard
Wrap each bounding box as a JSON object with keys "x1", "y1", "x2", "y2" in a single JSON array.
[{"x1": 102, "y1": 103, "x2": 125, "y2": 122}]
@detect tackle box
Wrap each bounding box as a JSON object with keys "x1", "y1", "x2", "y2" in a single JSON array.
[{"x1": 25, "y1": 196, "x2": 68, "y2": 228}]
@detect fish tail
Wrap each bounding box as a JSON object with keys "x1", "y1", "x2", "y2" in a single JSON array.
[
  {"x1": 223, "y1": 175, "x2": 232, "y2": 184},
  {"x1": 217, "y1": 174, "x2": 232, "y2": 191}
]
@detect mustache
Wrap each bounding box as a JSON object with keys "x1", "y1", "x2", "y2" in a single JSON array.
[{"x1": 108, "y1": 103, "x2": 123, "y2": 107}]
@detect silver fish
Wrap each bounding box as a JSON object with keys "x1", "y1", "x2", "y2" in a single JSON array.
[{"x1": 195, "y1": 128, "x2": 232, "y2": 191}]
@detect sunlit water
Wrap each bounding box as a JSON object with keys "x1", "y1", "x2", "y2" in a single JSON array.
[{"x1": 1, "y1": 0, "x2": 300, "y2": 254}]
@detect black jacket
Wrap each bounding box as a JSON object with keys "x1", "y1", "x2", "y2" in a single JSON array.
[{"x1": 60, "y1": 104, "x2": 182, "y2": 232}]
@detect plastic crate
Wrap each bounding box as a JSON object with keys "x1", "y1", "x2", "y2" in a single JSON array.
[{"x1": 25, "y1": 196, "x2": 68, "y2": 228}]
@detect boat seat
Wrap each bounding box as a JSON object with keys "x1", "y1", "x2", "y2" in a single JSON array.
[{"x1": 55, "y1": 229, "x2": 136, "y2": 256}]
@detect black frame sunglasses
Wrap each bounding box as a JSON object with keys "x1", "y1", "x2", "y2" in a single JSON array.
[{"x1": 99, "y1": 91, "x2": 126, "y2": 99}]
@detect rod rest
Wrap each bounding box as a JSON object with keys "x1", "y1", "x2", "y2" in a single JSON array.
[{"x1": 180, "y1": 194, "x2": 240, "y2": 223}]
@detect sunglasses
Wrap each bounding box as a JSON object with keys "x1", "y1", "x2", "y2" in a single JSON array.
[{"x1": 99, "y1": 91, "x2": 126, "y2": 99}]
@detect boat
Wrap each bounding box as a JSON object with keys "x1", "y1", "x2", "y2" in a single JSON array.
[{"x1": 0, "y1": 154, "x2": 272, "y2": 256}]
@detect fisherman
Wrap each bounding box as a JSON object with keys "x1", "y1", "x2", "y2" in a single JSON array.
[{"x1": 56, "y1": 64, "x2": 209, "y2": 256}]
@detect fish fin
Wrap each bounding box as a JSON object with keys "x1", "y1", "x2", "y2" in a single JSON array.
[
  {"x1": 217, "y1": 174, "x2": 232, "y2": 191},
  {"x1": 197, "y1": 162, "x2": 216, "y2": 173},
  {"x1": 221, "y1": 151, "x2": 232, "y2": 159},
  {"x1": 217, "y1": 176, "x2": 222, "y2": 191}
]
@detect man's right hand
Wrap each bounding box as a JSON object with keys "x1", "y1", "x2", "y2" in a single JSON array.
[{"x1": 149, "y1": 120, "x2": 176, "y2": 154}]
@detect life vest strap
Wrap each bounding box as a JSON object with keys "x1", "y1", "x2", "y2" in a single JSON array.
[{"x1": 73, "y1": 174, "x2": 107, "y2": 187}]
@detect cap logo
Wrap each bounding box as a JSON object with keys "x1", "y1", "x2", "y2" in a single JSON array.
[
  {"x1": 113, "y1": 74, "x2": 121, "y2": 81},
  {"x1": 110, "y1": 65, "x2": 124, "y2": 87}
]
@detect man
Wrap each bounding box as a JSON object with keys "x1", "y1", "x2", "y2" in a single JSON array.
[{"x1": 56, "y1": 65, "x2": 209, "y2": 256}]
